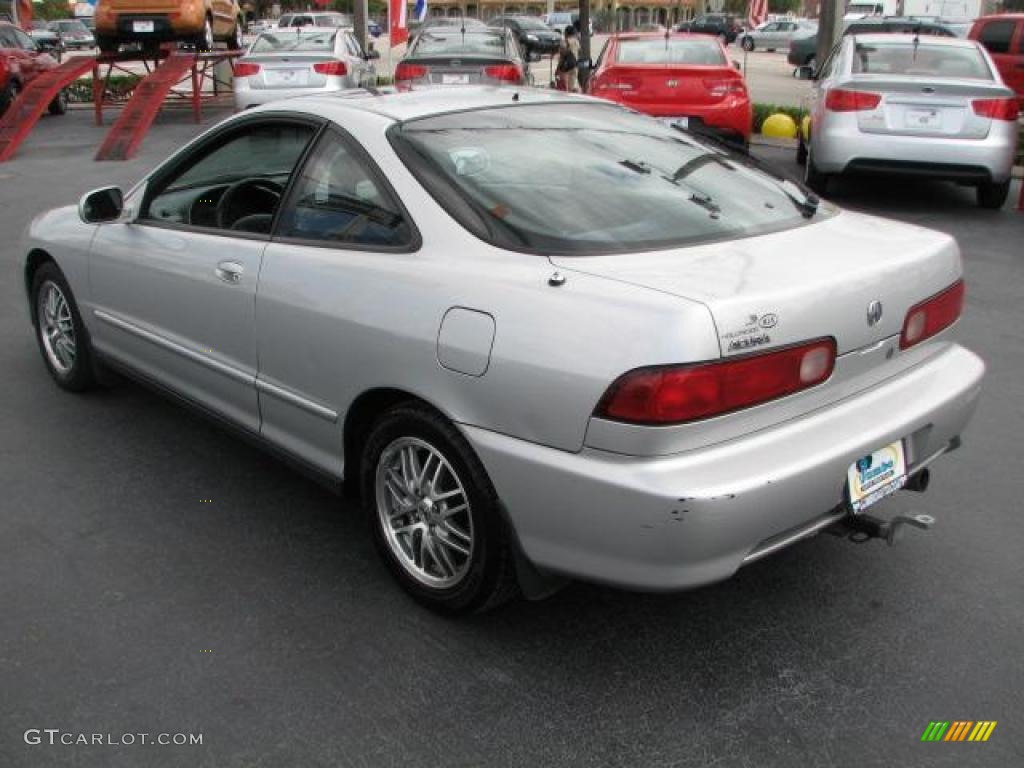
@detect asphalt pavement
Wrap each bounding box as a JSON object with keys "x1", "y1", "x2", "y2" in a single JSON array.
[{"x1": 1, "y1": 108, "x2": 1022, "y2": 768}]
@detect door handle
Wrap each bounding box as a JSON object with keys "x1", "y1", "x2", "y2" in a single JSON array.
[{"x1": 215, "y1": 261, "x2": 243, "y2": 284}]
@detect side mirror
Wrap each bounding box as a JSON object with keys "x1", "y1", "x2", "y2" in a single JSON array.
[
  {"x1": 78, "y1": 186, "x2": 124, "y2": 223},
  {"x1": 795, "y1": 64, "x2": 815, "y2": 80}
]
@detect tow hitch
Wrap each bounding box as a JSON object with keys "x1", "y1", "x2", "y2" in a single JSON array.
[{"x1": 836, "y1": 511, "x2": 936, "y2": 546}]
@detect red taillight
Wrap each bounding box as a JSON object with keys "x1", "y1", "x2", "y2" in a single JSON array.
[
  {"x1": 825, "y1": 88, "x2": 882, "y2": 112},
  {"x1": 703, "y1": 78, "x2": 746, "y2": 98},
  {"x1": 971, "y1": 97, "x2": 1019, "y2": 121},
  {"x1": 900, "y1": 280, "x2": 964, "y2": 350},
  {"x1": 395, "y1": 62, "x2": 428, "y2": 81},
  {"x1": 313, "y1": 60, "x2": 347, "y2": 76},
  {"x1": 595, "y1": 338, "x2": 837, "y2": 425},
  {"x1": 234, "y1": 62, "x2": 261, "y2": 77},
  {"x1": 484, "y1": 64, "x2": 523, "y2": 83}
]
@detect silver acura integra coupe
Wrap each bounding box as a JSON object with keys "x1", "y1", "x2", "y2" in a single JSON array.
[{"x1": 21, "y1": 88, "x2": 985, "y2": 613}]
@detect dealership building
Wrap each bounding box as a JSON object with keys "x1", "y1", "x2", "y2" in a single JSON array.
[{"x1": 421, "y1": 0, "x2": 699, "y2": 30}]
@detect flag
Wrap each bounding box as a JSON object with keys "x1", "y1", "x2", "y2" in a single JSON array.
[
  {"x1": 389, "y1": 0, "x2": 409, "y2": 46},
  {"x1": 413, "y1": 0, "x2": 428, "y2": 23},
  {"x1": 746, "y1": 0, "x2": 768, "y2": 31}
]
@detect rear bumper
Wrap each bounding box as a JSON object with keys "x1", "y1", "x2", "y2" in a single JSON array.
[
  {"x1": 623, "y1": 97, "x2": 753, "y2": 140},
  {"x1": 465, "y1": 343, "x2": 984, "y2": 591},
  {"x1": 815, "y1": 117, "x2": 1018, "y2": 183},
  {"x1": 233, "y1": 79, "x2": 349, "y2": 110}
]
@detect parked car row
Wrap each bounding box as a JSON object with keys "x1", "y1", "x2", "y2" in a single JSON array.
[{"x1": 0, "y1": 20, "x2": 68, "y2": 117}]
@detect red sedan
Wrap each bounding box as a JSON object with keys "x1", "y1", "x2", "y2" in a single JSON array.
[
  {"x1": 0, "y1": 21, "x2": 65, "y2": 117},
  {"x1": 588, "y1": 33, "x2": 751, "y2": 148}
]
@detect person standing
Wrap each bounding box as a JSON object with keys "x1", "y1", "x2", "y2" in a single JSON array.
[{"x1": 557, "y1": 26, "x2": 581, "y2": 93}]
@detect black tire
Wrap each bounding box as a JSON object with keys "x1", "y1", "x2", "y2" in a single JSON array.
[
  {"x1": 361, "y1": 403, "x2": 519, "y2": 615},
  {"x1": 196, "y1": 16, "x2": 214, "y2": 52},
  {"x1": 31, "y1": 262, "x2": 98, "y2": 392},
  {"x1": 803, "y1": 142, "x2": 829, "y2": 195},
  {"x1": 228, "y1": 18, "x2": 244, "y2": 50},
  {"x1": 741, "y1": 36, "x2": 754, "y2": 51},
  {"x1": 796, "y1": 135, "x2": 808, "y2": 166},
  {"x1": 976, "y1": 179, "x2": 1010, "y2": 210},
  {"x1": 0, "y1": 79, "x2": 17, "y2": 116},
  {"x1": 48, "y1": 88, "x2": 68, "y2": 116},
  {"x1": 96, "y1": 36, "x2": 119, "y2": 55}
]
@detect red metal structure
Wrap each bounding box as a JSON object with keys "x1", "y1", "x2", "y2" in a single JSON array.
[
  {"x1": 0, "y1": 56, "x2": 94, "y2": 161},
  {"x1": 0, "y1": 48, "x2": 239, "y2": 162}
]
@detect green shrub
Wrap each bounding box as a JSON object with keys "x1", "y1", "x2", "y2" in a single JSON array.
[{"x1": 66, "y1": 75, "x2": 143, "y2": 104}]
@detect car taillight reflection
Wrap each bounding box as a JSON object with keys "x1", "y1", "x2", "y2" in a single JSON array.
[
  {"x1": 234, "y1": 62, "x2": 261, "y2": 77},
  {"x1": 395, "y1": 62, "x2": 428, "y2": 83},
  {"x1": 971, "y1": 98, "x2": 1019, "y2": 121},
  {"x1": 900, "y1": 280, "x2": 965, "y2": 350},
  {"x1": 313, "y1": 61, "x2": 348, "y2": 76},
  {"x1": 703, "y1": 78, "x2": 746, "y2": 97},
  {"x1": 484, "y1": 64, "x2": 523, "y2": 83},
  {"x1": 825, "y1": 88, "x2": 882, "y2": 112},
  {"x1": 595, "y1": 338, "x2": 837, "y2": 425}
]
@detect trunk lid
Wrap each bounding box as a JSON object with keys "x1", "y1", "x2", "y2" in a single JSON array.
[
  {"x1": 241, "y1": 54, "x2": 339, "y2": 89},
  {"x1": 106, "y1": 0, "x2": 180, "y2": 9},
  {"x1": 849, "y1": 76, "x2": 1013, "y2": 139},
  {"x1": 601, "y1": 64, "x2": 741, "y2": 107},
  {"x1": 551, "y1": 209, "x2": 961, "y2": 357}
]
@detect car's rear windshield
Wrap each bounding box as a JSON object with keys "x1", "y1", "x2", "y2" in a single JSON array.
[
  {"x1": 852, "y1": 42, "x2": 991, "y2": 79},
  {"x1": 617, "y1": 38, "x2": 726, "y2": 65},
  {"x1": 412, "y1": 31, "x2": 509, "y2": 56},
  {"x1": 391, "y1": 103, "x2": 826, "y2": 256},
  {"x1": 252, "y1": 31, "x2": 336, "y2": 53}
]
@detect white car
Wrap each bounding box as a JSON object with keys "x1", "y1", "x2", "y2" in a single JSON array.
[
  {"x1": 798, "y1": 34, "x2": 1019, "y2": 208},
  {"x1": 233, "y1": 27, "x2": 378, "y2": 110},
  {"x1": 21, "y1": 88, "x2": 984, "y2": 613}
]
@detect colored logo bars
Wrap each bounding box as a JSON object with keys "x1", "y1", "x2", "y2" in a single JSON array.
[{"x1": 921, "y1": 721, "x2": 997, "y2": 742}]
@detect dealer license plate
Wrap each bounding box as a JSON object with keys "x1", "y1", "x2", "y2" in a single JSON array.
[
  {"x1": 442, "y1": 73, "x2": 470, "y2": 85},
  {"x1": 905, "y1": 108, "x2": 941, "y2": 130},
  {"x1": 132, "y1": 21, "x2": 155, "y2": 33},
  {"x1": 847, "y1": 440, "x2": 907, "y2": 513}
]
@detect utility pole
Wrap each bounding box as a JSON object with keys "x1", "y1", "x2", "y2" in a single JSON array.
[
  {"x1": 354, "y1": 0, "x2": 368, "y2": 53},
  {"x1": 815, "y1": 0, "x2": 844, "y2": 70},
  {"x1": 579, "y1": 0, "x2": 591, "y2": 77}
]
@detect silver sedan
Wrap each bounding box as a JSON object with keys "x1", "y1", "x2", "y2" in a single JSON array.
[
  {"x1": 20, "y1": 88, "x2": 984, "y2": 613},
  {"x1": 233, "y1": 27, "x2": 378, "y2": 110},
  {"x1": 798, "y1": 34, "x2": 1019, "y2": 208},
  {"x1": 741, "y1": 19, "x2": 816, "y2": 52}
]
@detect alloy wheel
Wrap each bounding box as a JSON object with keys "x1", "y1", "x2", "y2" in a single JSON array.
[
  {"x1": 37, "y1": 280, "x2": 76, "y2": 375},
  {"x1": 375, "y1": 436, "x2": 474, "y2": 589}
]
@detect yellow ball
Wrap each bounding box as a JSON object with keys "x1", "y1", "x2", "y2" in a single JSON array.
[
  {"x1": 801, "y1": 115, "x2": 811, "y2": 141},
  {"x1": 761, "y1": 113, "x2": 798, "y2": 139}
]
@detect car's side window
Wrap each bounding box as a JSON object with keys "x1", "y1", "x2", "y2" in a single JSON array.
[
  {"x1": 13, "y1": 28, "x2": 35, "y2": 49},
  {"x1": 977, "y1": 20, "x2": 1015, "y2": 54},
  {"x1": 275, "y1": 130, "x2": 413, "y2": 249},
  {"x1": 143, "y1": 121, "x2": 317, "y2": 235}
]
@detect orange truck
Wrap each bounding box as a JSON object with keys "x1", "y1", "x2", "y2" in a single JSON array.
[{"x1": 94, "y1": 0, "x2": 244, "y2": 54}]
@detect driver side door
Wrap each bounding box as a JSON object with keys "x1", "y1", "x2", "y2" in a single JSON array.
[{"x1": 88, "y1": 116, "x2": 320, "y2": 433}]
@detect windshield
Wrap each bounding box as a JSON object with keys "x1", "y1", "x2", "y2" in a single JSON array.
[
  {"x1": 617, "y1": 39, "x2": 726, "y2": 65},
  {"x1": 852, "y1": 42, "x2": 991, "y2": 79},
  {"x1": 392, "y1": 104, "x2": 825, "y2": 256},
  {"x1": 515, "y1": 17, "x2": 549, "y2": 30},
  {"x1": 412, "y1": 31, "x2": 508, "y2": 56},
  {"x1": 55, "y1": 21, "x2": 88, "y2": 32},
  {"x1": 252, "y1": 30, "x2": 336, "y2": 53}
]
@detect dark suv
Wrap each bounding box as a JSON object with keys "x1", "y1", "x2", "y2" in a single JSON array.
[
  {"x1": 675, "y1": 14, "x2": 742, "y2": 44},
  {"x1": 788, "y1": 17, "x2": 957, "y2": 68}
]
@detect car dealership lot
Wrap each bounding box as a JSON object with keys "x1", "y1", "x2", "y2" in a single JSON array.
[{"x1": 1, "y1": 108, "x2": 1023, "y2": 767}]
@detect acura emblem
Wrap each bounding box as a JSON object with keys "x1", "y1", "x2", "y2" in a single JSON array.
[{"x1": 866, "y1": 300, "x2": 883, "y2": 326}]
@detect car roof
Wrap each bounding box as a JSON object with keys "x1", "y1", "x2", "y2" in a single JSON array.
[
  {"x1": 612, "y1": 32, "x2": 721, "y2": 41},
  {"x1": 849, "y1": 32, "x2": 978, "y2": 46},
  {"x1": 272, "y1": 86, "x2": 598, "y2": 124}
]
